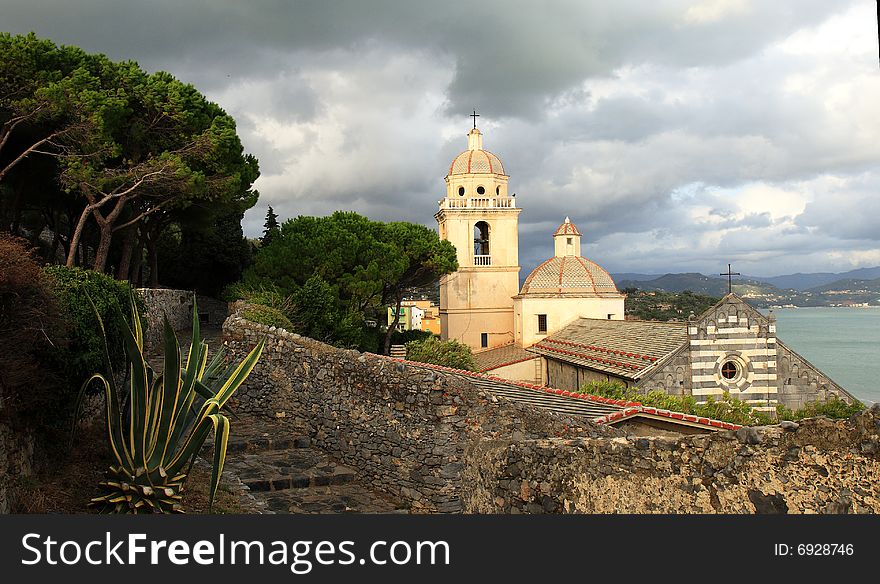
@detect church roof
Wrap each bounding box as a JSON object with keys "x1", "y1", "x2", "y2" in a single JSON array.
[
  {"x1": 528, "y1": 318, "x2": 688, "y2": 379},
  {"x1": 474, "y1": 343, "x2": 536, "y2": 372},
  {"x1": 519, "y1": 256, "x2": 621, "y2": 297},
  {"x1": 448, "y1": 149, "x2": 505, "y2": 176},
  {"x1": 553, "y1": 217, "x2": 581, "y2": 236}
]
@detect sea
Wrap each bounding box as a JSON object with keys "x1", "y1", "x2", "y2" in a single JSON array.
[{"x1": 762, "y1": 307, "x2": 880, "y2": 406}]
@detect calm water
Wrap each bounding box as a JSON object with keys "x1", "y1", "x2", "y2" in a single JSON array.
[{"x1": 763, "y1": 307, "x2": 880, "y2": 405}]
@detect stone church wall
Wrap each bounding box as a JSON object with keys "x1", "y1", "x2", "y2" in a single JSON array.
[
  {"x1": 462, "y1": 407, "x2": 880, "y2": 514},
  {"x1": 221, "y1": 308, "x2": 616, "y2": 513},
  {"x1": 776, "y1": 340, "x2": 853, "y2": 410},
  {"x1": 635, "y1": 345, "x2": 690, "y2": 396}
]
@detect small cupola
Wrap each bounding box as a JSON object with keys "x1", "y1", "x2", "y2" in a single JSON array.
[{"x1": 553, "y1": 216, "x2": 582, "y2": 257}]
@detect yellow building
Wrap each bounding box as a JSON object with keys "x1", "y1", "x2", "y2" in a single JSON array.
[
  {"x1": 436, "y1": 123, "x2": 625, "y2": 383},
  {"x1": 435, "y1": 126, "x2": 521, "y2": 350}
]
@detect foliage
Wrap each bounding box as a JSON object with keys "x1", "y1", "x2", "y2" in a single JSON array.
[
  {"x1": 776, "y1": 396, "x2": 865, "y2": 421},
  {"x1": 578, "y1": 381, "x2": 774, "y2": 426},
  {"x1": 0, "y1": 33, "x2": 259, "y2": 282},
  {"x1": 79, "y1": 294, "x2": 264, "y2": 513},
  {"x1": 157, "y1": 208, "x2": 254, "y2": 296},
  {"x1": 0, "y1": 234, "x2": 68, "y2": 423},
  {"x1": 242, "y1": 304, "x2": 294, "y2": 331},
  {"x1": 623, "y1": 289, "x2": 719, "y2": 322},
  {"x1": 404, "y1": 337, "x2": 477, "y2": 372},
  {"x1": 43, "y1": 265, "x2": 143, "y2": 394},
  {"x1": 241, "y1": 212, "x2": 457, "y2": 352},
  {"x1": 390, "y1": 328, "x2": 434, "y2": 346},
  {"x1": 260, "y1": 205, "x2": 280, "y2": 248}
]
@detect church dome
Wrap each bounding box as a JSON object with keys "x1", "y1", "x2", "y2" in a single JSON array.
[
  {"x1": 446, "y1": 127, "x2": 506, "y2": 177},
  {"x1": 448, "y1": 149, "x2": 505, "y2": 176},
  {"x1": 520, "y1": 256, "x2": 621, "y2": 297}
]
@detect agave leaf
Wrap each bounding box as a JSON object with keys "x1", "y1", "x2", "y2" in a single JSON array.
[
  {"x1": 212, "y1": 339, "x2": 265, "y2": 408},
  {"x1": 148, "y1": 316, "x2": 182, "y2": 469},
  {"x1": 206, "y1": 413, "x2": 231, "y2": 511},
  {"x1": 81, "y1": 373, "x2": 132, "y2": 469},
  {"x1": 165, "y1": 399, "x2": 221, "y2": 474},
  {"x1": 115, "y1": 301, "x2": 150, "y2": 471}
]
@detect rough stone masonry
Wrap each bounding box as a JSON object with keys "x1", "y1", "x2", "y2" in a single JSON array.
[{"x1": 222, "y1": 305, "x2": 880, "y2": 514}]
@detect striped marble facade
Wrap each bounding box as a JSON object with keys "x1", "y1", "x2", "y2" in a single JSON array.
[{"x1": 688, "y1": 295, "x2": 777, "y2": 412}]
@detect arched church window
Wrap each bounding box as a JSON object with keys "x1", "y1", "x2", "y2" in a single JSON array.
[
  {"x1": 496, "y1": 186, "x2": 500, "y2": 195},
  {"x1": 476, "y1": 185, "x2": 485, "y2": 195},
  {"x1": 458, "y1": 186, "x2": 465, "y2": 196},
  {"x1": 474, "y1": 221, "x2": 490, "y2": 256}
]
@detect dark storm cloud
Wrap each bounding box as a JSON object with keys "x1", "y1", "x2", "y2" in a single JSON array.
[{"x1": 3, "y1": 0, "x2": 878, "y2": 275}]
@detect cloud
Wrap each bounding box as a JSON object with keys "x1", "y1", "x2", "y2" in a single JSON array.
[{"x1": 3, "y1": 0, "x2": 878, "y2": 277}]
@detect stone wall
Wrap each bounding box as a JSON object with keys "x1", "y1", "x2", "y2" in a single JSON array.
[
  {"x1": 0, "y1": 421, "x2": 35, "y2": 514},
  {"x1": 462, "y1": 407, "x2": 880, "y2": 514},
  {"x1": 222, "y1": 311, "x2": 618, "y2": 513},
  {"x1": 137, "y1": 288, "x2": 194, "y2": 345}
]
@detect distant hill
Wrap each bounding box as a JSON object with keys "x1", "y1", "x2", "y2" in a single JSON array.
[
  {"x1": 617, "y1": 272, "x2": 776, "y2": 297},
  {"x1": 806, "y1": 277, "x2": 880, "y2": 294},
  {"x1": 611, "y1": 272, "x2": 663, "y2": 282},
  {"x1": 746, "y1": 266, "x2": 880, "y2": 291}
]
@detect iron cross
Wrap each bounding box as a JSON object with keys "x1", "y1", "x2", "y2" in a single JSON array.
[
  {"x1": 720, "y1": 263, "x2": 741, "y2": 293},
  {"x1": 471, "y1": 110, "x2": 480, "y2": 128}
]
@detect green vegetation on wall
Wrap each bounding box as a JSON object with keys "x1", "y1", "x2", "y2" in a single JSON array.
[
  {"x1": 404, "y1": 337, "x2": 477, "y2": 372},
  {"x1": 242, "y1": 304, "x2": 294, "y2": 331},
  {"x1": 579, "y1": 381, "x2": 865, "y2": 426}
]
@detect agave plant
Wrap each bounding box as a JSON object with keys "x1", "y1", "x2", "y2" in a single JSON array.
[{"x1": 77, "y1": 292, "x2": 264, "y2": 513}]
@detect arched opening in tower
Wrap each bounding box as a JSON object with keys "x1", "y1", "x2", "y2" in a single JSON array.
[{"x1": 474, "y1": 221, "x2": 490, "y2": 257}]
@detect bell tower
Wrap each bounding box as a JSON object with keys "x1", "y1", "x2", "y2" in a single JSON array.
[{"x1": 435, "y1": 121, "x2": 521, "y2": 351}]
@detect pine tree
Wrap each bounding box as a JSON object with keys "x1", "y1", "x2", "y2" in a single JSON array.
[{"x1": 260, "y1": 205, "x2": 280, "y2": 247}]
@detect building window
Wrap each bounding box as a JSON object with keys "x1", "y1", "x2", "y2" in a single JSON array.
[
  {"x1": 721, "y1": 360, "x2": 739, "y2": 380},
  {"x1": 476, "y1": 185, "x2": 485, "y2": 195},
  {"x1": 567, "y1": 237, "x2": 572, "y2": 245},
  {"x1": 458, "y1": 186, "x2": 465, "y2": 196},
  {"x1": 496, "y1": 186, "x2": 500, "y2": 195},
  {"x1": 481, "y1": 333, "x2": 488, "y2": 348},
  {"x1": 474, "y1": 221, "x2": 490, "y2": 256},
  {"x1": 537, "y1": 314, "x2": 548, "y2": 333}
]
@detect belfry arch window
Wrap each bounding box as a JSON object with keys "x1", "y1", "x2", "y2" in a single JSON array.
[
  {"x1": 474, "y1": 221, "x2": 490, "y2": 256},
  {"x1": 458, "y1": 186, "x2": 465, "y2": 196}
]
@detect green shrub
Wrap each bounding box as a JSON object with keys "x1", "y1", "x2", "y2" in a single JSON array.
[
  {"x1": 43, "y1": 266, "x2": 143, "y2": 397},
  {"x1": 404, "y1": 337, "x2": 476, "y2": 371},
  {"x1": 578, "y1": 381, "x2": 773, "y2": 426},
  {"x1": 776, "y1": 396, "x2": 864, "y2": 421},
  {"x1": 242, "y1": 304, "x2": 294, "y2": 330},
  {"x1": 390, "y1": 328, "x2": 435, "y2": 346}
]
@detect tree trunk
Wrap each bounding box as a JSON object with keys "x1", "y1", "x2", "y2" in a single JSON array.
[
  {"x1": 129, "y1": 225, "x2": 146, "y2": 285},
  {"x1": 66, "y1": 207, "x2": 92, "y2": 267},
  {"x1": 383, "y1": 292, "x2": 404, "y2": 356},
  {"x1": 115, "y1": 225, "x2": 135, "y2": 280},
  {"x1": 146, "y1": 225, "x2": 160, "y2": 288},
  {"x1": 9, "y1": 183, "x2": 24, "y2": 235}
]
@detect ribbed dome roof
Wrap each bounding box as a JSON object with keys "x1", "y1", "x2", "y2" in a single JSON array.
[
  {"x1": 520, "y1": 256, "x2": 621, "y2": 297},
  {"x1": 448, "y1": 149, "x2": 505, "y2": 176}
]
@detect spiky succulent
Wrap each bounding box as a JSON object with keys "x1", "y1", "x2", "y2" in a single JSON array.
[{"x1": 79, "y1": 292, "x2": 264, "y2": 513}]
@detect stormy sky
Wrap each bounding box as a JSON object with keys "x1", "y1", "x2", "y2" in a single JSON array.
[{"x1": 4, "y1": 0, "x2": 880, "y2": 277}]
